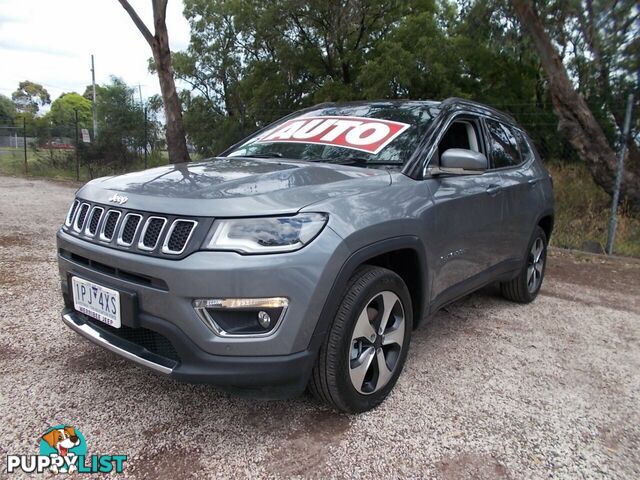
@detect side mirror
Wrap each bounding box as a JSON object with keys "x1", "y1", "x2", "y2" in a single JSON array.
[
  {"x1": 429, "y1": 149, "x2": 488, "y2": 176},
  {"x1": 441, "y1": 148, "x2": 487, "y2": 171}
]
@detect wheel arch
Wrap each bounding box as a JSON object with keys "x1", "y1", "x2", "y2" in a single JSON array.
[
  {"x1": 537, "y1": 212, "x2": 554, "y2": 242},
  {"x1": 308, "y1": 236, "x2": 428, "y2": 355}
]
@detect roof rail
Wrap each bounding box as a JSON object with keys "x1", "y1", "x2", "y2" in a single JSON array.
[{"x1": 442, "y1": 97, "x2": 517, "y2": 123}]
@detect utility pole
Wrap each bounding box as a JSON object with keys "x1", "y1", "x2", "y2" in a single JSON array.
[
  {"x1": 91, "y1": 54, "x2": 98, "y2": 139},
  {"x1": 138, "y1": 84, "x2": 145, "y2": 163},
  {"x1": 75, "y1": 109, "x2": 80, "y2": 181},
  {"x1": 144, "y1": 106, "x2": 148, "y2": 169},
  {"x1": 606, "y1": 93, "x2": 635, "y2": 255},
  {"x1": 23, "y1": 118, "x2": 27, "y2": 175}
]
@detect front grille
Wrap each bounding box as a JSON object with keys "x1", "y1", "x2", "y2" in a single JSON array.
[
  {"x1": 60, "y1": 249, "x2": 169, "y2": 290},
  {"x1": 86, "y1": 207, "x2": 103, "y2": 236},
  {"x1": 65, "y1": 200, "x2": 79, "y2": 226},
  {"x1": 139, "y1": 217, "x2": 166, "y2": 250},
  {"x1": 74, "y1": 203, "x2": 90, "y2": 231},
  {"x1": 163, "y1": 220, "x2": 197, "y2": 254},
  {"x1": 82, "y1": 315, "x2": 180, "y2": 362},
  {"x1": 100, "y1": 210, "x2": 121, "y2": 241},
  {"x1": 64, "y1": 199, "x2": 202, "y2": 259},
  {"x1": 119, "y1": 214, "x2": 142, "y2": 245}
]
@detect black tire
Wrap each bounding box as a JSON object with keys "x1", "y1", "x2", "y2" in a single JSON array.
[
  {"x1": 501, "y1": 226, "x2": 548, "y2": 303},
  {"x1": 309, "y1": 265, "x2": 412, "y2": 413}
]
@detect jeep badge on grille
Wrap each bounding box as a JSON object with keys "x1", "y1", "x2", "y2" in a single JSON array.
[{"x1": 108, "y1": 193, "x2": 128, "y2": 205}]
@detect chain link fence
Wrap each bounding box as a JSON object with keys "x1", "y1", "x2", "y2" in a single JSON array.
[
  {"x1": 0, "y1": 100, "x2": 636, "y2": 254},
  {"x1": 0, "y1": 113, "x2": 166, "y2": 181}
]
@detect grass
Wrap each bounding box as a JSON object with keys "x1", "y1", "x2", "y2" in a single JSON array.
[
  {"x1": 547, "y1": 161, "x2": 640, "y2": 257},
  {"x1": 0, "y1": 147, "x2": 171, "y2": 181},
  {"x1": 1, "y1": 148, "x2": 638, "y2": 257}
]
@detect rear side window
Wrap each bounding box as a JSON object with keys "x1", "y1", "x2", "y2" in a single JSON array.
[
  {"x1": 514, "y1": 129, "x2": 535, "y2": 163},
  {"x1": 485, "y1": 119, "x2": 521, "y2": 169}
]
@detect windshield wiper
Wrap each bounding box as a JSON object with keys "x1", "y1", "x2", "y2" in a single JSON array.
[
  {"x1": 317, "y1": 157, "x2": 401, "y2": 167},
  {"x1": 242, "y1": 153, "x2": 283, "y2": 158},
  {"x1": 315, "y1": 157, "x2": 369, "y2": 166}
]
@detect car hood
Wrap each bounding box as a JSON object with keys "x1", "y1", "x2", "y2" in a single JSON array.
[{"x1": 77, "y1": 157, "x2": 391, "y2": 217}]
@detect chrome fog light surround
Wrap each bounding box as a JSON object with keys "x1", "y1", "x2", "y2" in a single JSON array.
[{"x1": 193, "y1": 297, "x2": 289, "y2": 337}]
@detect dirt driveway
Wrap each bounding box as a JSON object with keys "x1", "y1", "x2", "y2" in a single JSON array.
[{"x1": 0, "y1": 175, "x2": 638, "y2": 479}]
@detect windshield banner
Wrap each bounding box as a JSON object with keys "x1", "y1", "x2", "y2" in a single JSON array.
[{"x1": 254, "y1": 116, "x2": 411, "y2": 154}]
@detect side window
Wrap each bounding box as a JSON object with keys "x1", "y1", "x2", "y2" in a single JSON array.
[
  {"x1": 486, "y1": 119, "x2": 520, "y2": 169},
  {"x1": 435, "y1": 119, "x2": 481, "y2": 162},
  {"x1": 514, "y1": 129, "x2": 535, "y2": 163}
]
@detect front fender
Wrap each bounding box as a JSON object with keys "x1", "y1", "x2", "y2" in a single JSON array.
[{"x1": 307, "y1": 236, "x2": 429, "y2": 355}]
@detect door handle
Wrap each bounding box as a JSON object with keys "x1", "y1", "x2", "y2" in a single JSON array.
[
  {"x1": 486, "y1": 184, "x2": 502, "y2": 196},
  {"x1": 528, "y1": 178, "x2": 539, "y2": 187}
]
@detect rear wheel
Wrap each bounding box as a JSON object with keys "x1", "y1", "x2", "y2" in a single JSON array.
[
  {"x1": 309, "y1": 266, "x2": 412, "y2": 413},
  {"x1": 501, "y1": 226, "x2": 547, "y2": 303}
]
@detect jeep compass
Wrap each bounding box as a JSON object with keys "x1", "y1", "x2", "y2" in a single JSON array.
[{"x1": 57, "y1": 98, "x2": 554, "y2": 413}]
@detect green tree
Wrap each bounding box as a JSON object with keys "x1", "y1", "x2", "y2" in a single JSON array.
[
  {"x1": 174, "y1": 0, "x2": 638, "y2": 207},
  {"x1": 512, "y1": 0, "x2": 640, "y2": 210},
  {"x1": 0, "y1": 94, "x2": 16, "y2": 125},
  {"x1": 47, "y1": 93, "x2": 93, "y2": 137},
  {"x1": 179, "y1": 0, "x2": 420, "y2": 154},
  {"x1": 78, "y1": 77, "x2": 160, "y2": 167},
  {"x1": 12, "y1": 80, "x2": 51, "y2": 115},
  {"x1": 117, "y1": 0, "x2": 190, "y2": 163}
]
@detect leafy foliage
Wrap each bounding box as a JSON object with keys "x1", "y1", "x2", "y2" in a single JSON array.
[
  {"x1": 11, "y1": 80, "x2": 51, "y2": 115},
  {"x1": 174, "y1": 0, "x2": 637, "y2": 163},
  {"x1": 81, "y1": 77, "x2": 161, "y2": 167},
  {"x1": 0, "y1": 94, "x2": 16, "y2": 125},
  {"x1": 47, "y1": 93, "x2": 93, "y2": 137}
]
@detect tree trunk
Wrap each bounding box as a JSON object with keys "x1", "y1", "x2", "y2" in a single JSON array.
[
  {"x1": 118, "y1": 0, "x2": 190, "y2": 163},
  {"x1": 512, "y1": 0, "x2": 640, "y2": 211},
  {"x1": 152, "y1": 12, "x2": 190, "y2": 163}
]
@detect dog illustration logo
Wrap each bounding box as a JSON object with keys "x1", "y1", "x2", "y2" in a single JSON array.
[
  {"x1": 39, "y1": 425, "x2": 86, "y2": 473},
  {"x1": 6, "y1": 425, "x2": 126, "y2": 474}
]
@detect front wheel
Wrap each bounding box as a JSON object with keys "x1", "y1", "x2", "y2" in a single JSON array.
[
  {"x1": 309, "y1": 266, "x2": 412, "y2": 413},
  {"x1": 501, "y1": 226, "x2": 548, "y2": 303}
]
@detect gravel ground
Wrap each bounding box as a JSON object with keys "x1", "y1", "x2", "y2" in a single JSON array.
[{"x1": 1, "y1": 175, "x2": 639, "y2": 479}]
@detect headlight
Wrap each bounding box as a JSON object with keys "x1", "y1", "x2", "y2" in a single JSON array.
[{"x1": 203, "y1": 213, "x2": 328, "y2": 254}]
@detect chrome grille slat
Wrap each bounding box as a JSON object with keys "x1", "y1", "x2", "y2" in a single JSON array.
[
  {"x1": 73, "y1": 203, "x2": 90, "y2": 232},
  {"x1": 84, "y1": 206, "x2": 104, "y2": 237},
  {"x1": 100, "y1": 210, "x2": 121, "y2": 242},
  {"x1": 65, "y1": 200, "x2": 80, "y2": 227},
  {"x1": 64, "y1": 199, "x2": 199, "y2": 257},
  {"x1": 138, "y1": 216, "x2": 167, "y2": 251},
  {"x1": 162, "y1": 220, "x2": 198, "y2": 255},
  {"x1": 117, "y1": 213, "x2": 143, "y2": 246}
]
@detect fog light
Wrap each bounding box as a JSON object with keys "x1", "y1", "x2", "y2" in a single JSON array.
[
  {"x1": 257, "y1": 311, "x2": 271, "y2": 329},
  {"x1": 193, "y1": 297, "x2": 288, "y2": 337}
]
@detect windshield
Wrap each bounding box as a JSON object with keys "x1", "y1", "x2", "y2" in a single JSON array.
[{"x1": 225, "y1": 101, "x2": 440, "y2": 168}]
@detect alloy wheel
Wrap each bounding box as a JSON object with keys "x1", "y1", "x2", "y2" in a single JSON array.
[
  {"x1": 527, "y1": 237, "x2": 545, "y2": 293},
  {"x1": 348, "y1": 291, "x2": 405, "y2": 395}
]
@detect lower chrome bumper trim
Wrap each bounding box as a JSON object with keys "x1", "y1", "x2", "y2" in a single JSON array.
[{"x1": 62, "y1": 312, "x2": 174, "y2": 374}]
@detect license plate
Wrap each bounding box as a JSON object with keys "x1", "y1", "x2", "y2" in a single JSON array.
[{"x1": 71, "y1": 277, "x2": 121, "y2": 328}]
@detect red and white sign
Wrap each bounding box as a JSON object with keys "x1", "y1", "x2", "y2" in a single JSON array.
[{"x1": 254, "y1": 115, "x2": 411, "y2": 154}]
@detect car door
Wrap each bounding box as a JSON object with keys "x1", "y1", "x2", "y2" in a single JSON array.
[
  {"x1": 493, "y1": 125, "x2": 546, "y2": 260},
  {"x1": 483, "y1": 119, "x2": 542, "y2": 262},
  {"x1": 423, "y1": 115, "x2": 507, "y2": 301}
]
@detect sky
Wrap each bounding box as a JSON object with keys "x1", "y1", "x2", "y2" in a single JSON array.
[{"x1": 0, "y1": 0, "x2": 190, "y2": 105}]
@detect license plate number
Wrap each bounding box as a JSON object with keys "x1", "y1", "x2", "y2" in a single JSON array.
[{"x1": 71, "y1": 277, "x2": 121, "y2": 328}]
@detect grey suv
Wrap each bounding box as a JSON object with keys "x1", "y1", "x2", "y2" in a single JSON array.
[{"x1": 57, "y1": 98, "x2": 553, "y2": 413}]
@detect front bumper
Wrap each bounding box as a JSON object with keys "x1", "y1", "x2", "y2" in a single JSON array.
[
  {"x1": 62, "y1": 310, "x2": 315, "y2": 394},
  {"x1": 57, "y1": 226, "x2": 349, "y2": 391}
]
